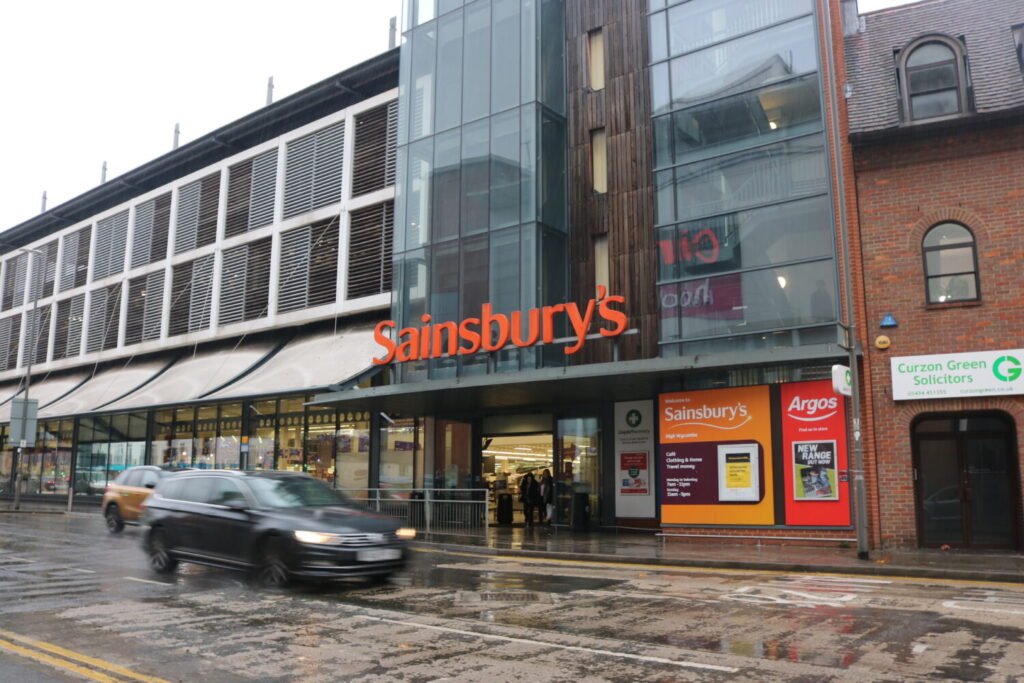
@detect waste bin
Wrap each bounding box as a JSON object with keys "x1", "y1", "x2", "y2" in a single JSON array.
[
  {"x1": 571, "y1": 492, "x2": 590, "y2": 530},
  {"x1": 496, "y1": 493, "x2": 514, "y2": 525},
  {"x1": 410, "y1": 491, "x2": 425, "y2": 528}
]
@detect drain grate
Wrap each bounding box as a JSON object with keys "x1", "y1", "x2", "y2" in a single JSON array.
[{"x1": 457, "y1": 591, "x2": 553, "y2": 605}]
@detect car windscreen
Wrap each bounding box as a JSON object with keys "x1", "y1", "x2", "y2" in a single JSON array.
[{"x1": 245, "y1": 477, "x2": 348, "y2": 508}]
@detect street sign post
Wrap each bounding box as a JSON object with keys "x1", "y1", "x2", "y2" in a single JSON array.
[{"x1": 10, "y1": 398, "x2": 38, "y2": 446}]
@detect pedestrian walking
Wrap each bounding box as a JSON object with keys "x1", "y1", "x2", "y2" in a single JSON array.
[{"x1": 519, "y1": 472, "x2": 541, "y2": 527}]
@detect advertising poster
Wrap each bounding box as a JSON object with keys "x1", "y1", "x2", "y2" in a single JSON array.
[
  {"x1": 619, "y1": 452, "x2": 649, "y2": 495},
  {"x1": 614, "y1": 401, "x2": 656, "y2": 518},
  {"x1": 781, "y1": 380, "x2": 850, "y2": 526},
  {"x1": 659, "y1": 386, "x2": 774, "y2": 525},
  {"x1": 793, "y1": 440, "x2": 837, "y2": 500}
]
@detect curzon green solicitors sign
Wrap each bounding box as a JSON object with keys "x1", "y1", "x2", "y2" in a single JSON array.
[{"x1": 891, "y1": 349, "x2": 1024, "y2": 400}]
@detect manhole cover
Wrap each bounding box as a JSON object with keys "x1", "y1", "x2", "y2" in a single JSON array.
[{"x1": 457, "y1": 591, "x2": 553, "y2": 605}]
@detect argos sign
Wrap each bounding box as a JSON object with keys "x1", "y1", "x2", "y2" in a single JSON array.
[
  {"x1": 785, "y1": 395, "x2": 839, "y2": 421},
  {"x1": 373, "y1": 287, "x2": 627, "y2": 365}
]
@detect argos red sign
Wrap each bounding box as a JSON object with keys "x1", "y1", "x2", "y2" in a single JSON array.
[{"x1": 373, "y1": 287, "x2": 628, "y2": 365}]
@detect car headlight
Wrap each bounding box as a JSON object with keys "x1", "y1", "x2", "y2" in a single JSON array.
[
  {"x1": 396, "y1": 527, "x2": 416, "y2": 540},
  {"x1": 294, "y1": 530, "x2": 339, "y2": 544}
]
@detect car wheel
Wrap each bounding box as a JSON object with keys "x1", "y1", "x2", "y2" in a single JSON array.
[
  {"x1": 104, "y1": 504, "x2": 125, "y2": 534},
  {"x1": 254, "y1": 537, "x2": 291, "y2": 588},
  {"x1": 147, "y1": 529, "x2": 179, "y2": 574}
]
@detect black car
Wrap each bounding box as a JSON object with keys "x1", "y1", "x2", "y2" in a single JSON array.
[{"x1": 141, "y1": 470, "x2": 415, "y2": 586}]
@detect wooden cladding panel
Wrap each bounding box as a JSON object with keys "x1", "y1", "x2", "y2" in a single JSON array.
[{"x1": 566, "y1": 0, "x2": 656, "y2": 363}]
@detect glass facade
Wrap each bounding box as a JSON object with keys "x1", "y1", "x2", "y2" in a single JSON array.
[
  {"x1": 395, "y1": 0, "x2": 568, "y2": 381},
  {"x1": 649, "y1": 0, "x2": 839, "y2": 354}
]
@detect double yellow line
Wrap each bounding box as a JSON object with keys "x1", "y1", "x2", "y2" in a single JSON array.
[{"x1": 0, "y1": 629, "x2": 170, "y2": 683}]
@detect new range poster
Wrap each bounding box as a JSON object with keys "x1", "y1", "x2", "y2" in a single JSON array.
[
  {"x1": 780, "y1": 380, "x2": 850, "y2": 526},
  {"x1": 659, "y1": 386, "x2": 774, "y2": 525},
  {"x1": 614, "y1": 401, "x2": 656, "y2": 518}
]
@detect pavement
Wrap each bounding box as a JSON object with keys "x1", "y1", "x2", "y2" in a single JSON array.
[{"x1": 5, "y1": 497, "x2": 1024, "y2": 584}]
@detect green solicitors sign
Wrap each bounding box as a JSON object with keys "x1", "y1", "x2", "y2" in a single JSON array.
[{"x1": 891, "y1": 349, "x2": 1024, "y2": 400}]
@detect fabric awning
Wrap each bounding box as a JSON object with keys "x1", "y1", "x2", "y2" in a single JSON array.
[
  {"x1": 98, "y1": 341, "x2": 278, "y2": 412},
  {"x1": 0, "y1": 373, "x2": 91, "y2": 422},
  {"x1": 41, "y1": 359, "x2": 175, "y2": 418},
  {"x1": 202, "y1": 324, "x2": 379, "y2": 401}
]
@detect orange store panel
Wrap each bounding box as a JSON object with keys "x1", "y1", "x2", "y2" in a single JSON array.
[{"x1": 659, "y1": 386, "x2": 774, "y2": 526}]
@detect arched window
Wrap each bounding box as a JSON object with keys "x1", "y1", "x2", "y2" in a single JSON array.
[
  {"x1": 922, "y1": 222, "x2": 978, "y2": 303},
  {"x1": 901, "y1": 38, "x2": 967, "y2": 121}
]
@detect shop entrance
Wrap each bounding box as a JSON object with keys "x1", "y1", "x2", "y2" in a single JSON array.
[
  {"x1": 483, "y1": 433, "x2": 553, "y2": 526},
  {"x1": 913, "y1": 412, "x2": 1020, "y2": 549}
]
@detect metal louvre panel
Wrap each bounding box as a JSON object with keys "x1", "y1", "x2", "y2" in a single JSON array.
[
  {"x1": 196, "y1": 172, "x2": 220, "y2": 248},
  {"x1": 59, "y1": 229, "x2": 81, "y2": 292},
  {"x1": 385, "y1": 100, "x2": 398, "y2": 186},
  {"x1": 150, "y1": 193, "x2": 171, "y2": 263},
  {"x1": 347, "y1": 201, "x2": 394, "y2": 299},
  {"x1": 34, "y1": 240, "x2": 59, "y2": 299},
  {"x1": 218, "y1": 244, "x2": 248, "y2": 324},
  {"x1": 94, "y1": 210, "x2": 129, "y2": 280},
  {"x1": 249, "y1": 148, "x2": 277, "y2": 230},
  {"x1": 283, "y1": 134, "x2": 316, "y2": 219},
  {"x1": 277, "y1": 225, "x2": 312, "y2": 312},
  {"x1": 71, "y1": 227, "x2": 91, "y2": 289},
  {"x1": 142, "y1": 271, "x2": 164, "y2": 341},
  {"x1": 52, "y1": 294, "x2": 84, "y2": 361},
  {"x1": 244, "y1": 236, "x2": 271, "y2": 321},
  {"x1": 225, "y1": 158, "x2": 253, "y2": 239},
  {"x1": 0, "y1": 315, "x2": 20, "y2": 370},
  {"x1": 175, "y1": 179, "x2": 201, "y2": 254},
  {"x1": 125, "y1": 276, "x2": 146, "y2": 345},
  {"x1": 86, "y1": 287, "x2": 108, "y2": 353},
  {"x1": 169, "y1": 261, "x2": 193, "y2": 336},
  {"x1": 188, "y1": 254, "x2": 214, "y2": 332},
  {"x1": 1, "y1": 252, "x2": 26, "y2": 311},
  {"x1": 311, "y1": 121, "x2": 345, "y2": 210},
  {"x1": 29, "y1": 304, "x2": 51, "y2": 365},
  {"x1": 352, "y1": 103, "x2": 391, "y2": 197},
  {"x1": 307, "y1": 220, "x2": 340, "y2": 308},
  {"x1": 132, "y1": 198, "x2": 156, "y2": 268}
]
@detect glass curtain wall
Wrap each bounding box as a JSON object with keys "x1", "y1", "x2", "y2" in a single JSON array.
[
  {"x1": 395, "y1": 0, "x2": 568, "y2": 382},
  {"x1": 648, "y1": 0, "x2": 839, "y2": 355},
  {"x1": 73, "y1": 413, "x2": 146, "y2": 495}
]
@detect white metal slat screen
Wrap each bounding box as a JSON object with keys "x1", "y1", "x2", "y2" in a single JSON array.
[
  {"x1": 28, "y1": 240, "x2": 59, "y2": 300},
  {"x1": 52, "y1": 294, "x2": 85, "y2": 361},
  {"x1": 283, "y1": 121, "x2": 345, "y2": 218},
  {"x1": 132, "y1": 192, "x2": 172, "y2": 268},
  {"x1": 226, "y1": 149, "x2": 277, "y2": 238},
  {"x1": 93, "y1": 210, "x2": 129, "y2": 281},
  {"x1": 169, "y1": 255, "x2": 214, "y2": 336},
  {"x1": 1, "y1": 253, "x2": 27, "y2": 311},
  {"x1": 218, "y1": 237, "x2": 271, "y2": 325},
  {"x1": 0, "y1": 315, "x2": 20, "y2": 371},
  {"x1": 347, "y1": 201, "x2": 394, "y2": 299},
  {"x1": 175, "y1": 173, "x2": 220, "y2": 254},
  {"x1": 28, "y1": 304, "x2": 51, "y2": 365},
  {"x1": 278, "y1": 220, "x2": 339, "y2": 313},
  {"x1": 125, "y1": 271, "x2": 164, "y2": 345},
  {"x1": 352, "y1": 101, "x2": 399, "y2": 197},
  {"x1": 60, "y1": 226, "x2": 91, "y2": 292},
  {"x1": 87, "y1": 284, "x2": 122, "y2": 353}
]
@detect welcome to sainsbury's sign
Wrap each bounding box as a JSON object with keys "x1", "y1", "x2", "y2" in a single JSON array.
[{"x1": 372, "y1": 286, "x2": 627, "y2": 365}]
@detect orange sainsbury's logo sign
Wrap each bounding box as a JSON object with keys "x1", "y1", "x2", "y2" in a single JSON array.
[{"x1": 373, "y1": 286, "x2": 627, "y2": 365}]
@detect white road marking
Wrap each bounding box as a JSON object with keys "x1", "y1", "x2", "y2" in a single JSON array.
[
  {"x1": 123, "y1": 576, "x2": 169, "y2": 586},
  {"x1": 354, "y1": 614, "x2": 739, "y2": 673},
  {"x1": 71, "y1": 568, "x2": 96, "y2": 574},
  {"x1": 942, "y1": 601, "x2": 1024, "y2": 615},
  {"x1": 6, "y1": 557, "x2": 36, "y2": 562},
  {"x1": 912, "y1": 644, "x2": 928, "y2": 654}
]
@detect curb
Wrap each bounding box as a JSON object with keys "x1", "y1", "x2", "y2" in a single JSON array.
[{"x1": 411, "y1": 541, "x2": 1024, "y2": 584}]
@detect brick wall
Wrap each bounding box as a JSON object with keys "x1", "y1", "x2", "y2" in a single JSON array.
[{"x1": 853, "y1": 121, "x2": 1024, "y2": 548}]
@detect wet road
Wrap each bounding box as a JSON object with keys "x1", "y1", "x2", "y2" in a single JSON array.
[{"x1": 1, "y1": 513, "x2": 1023, "y2": 682}]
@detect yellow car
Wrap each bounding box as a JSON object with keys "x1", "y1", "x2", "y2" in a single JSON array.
[{"x1": 101, "y1": 466, "x2": 177, "y2": 533}]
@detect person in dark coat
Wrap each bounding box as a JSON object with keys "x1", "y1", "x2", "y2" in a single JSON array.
[
  {"x1": 519, "y1": 472, "x2": 541, "y2": 527},
  {"x1": 539, "y1": 469, "x2": 554, "y2": 524}
]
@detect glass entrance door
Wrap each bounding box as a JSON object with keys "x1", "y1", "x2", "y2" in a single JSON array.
[
  {"x1": 482, "y1": 433, "x2": 553, "y2": 525},
  {"x1": 914, "y1": 413, "x2": 1019, "y2": 549},
  {"x1": 556, "y1": 417, "x2": 601, "y2": 529}
]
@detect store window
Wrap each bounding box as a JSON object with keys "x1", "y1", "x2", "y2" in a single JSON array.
[
  {"x1": 248, "y1": 400, "x2": 276, "y2": 470},
  {"x1": 923, "y1": 222, "x2": 979, "y2": 303},
  {"x1": 556, "y1": 417, "x2": 600, "y2": 527},
  {"x1": 306, "y1": 403, "x2": 337, "y2": 483},
  {"x1": 380, "y1": 417, "x2": 422, "y2": 491},
  {"x1": 900, "y1": 37, "x2": 967, "y2": 122},
  {"x1": 336, "y1": 412, "x2": 370, "y2": 491},
  {"x1": 217, "y1": 404, "x2": 242, "y2": 469},
  {"x1": 195, "y1": 406, "x2": 217, "y2": 469},
  {"x1": 277, "y1": 397, "x2": 306, "y2": 472},
  {"x1": 172, "y1": 408, "x2": 195, "y2": 468}
]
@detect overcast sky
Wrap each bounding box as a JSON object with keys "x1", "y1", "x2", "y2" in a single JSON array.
[{"x1": 0, "y1": 0, "x2": 918, "y2": 233}]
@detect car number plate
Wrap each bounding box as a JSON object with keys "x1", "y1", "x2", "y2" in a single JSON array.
[{"x1": 357, "y1": 548, "x2": 401, "y2": 562}]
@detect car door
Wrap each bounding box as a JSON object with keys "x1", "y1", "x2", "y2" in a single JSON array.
[
  {"x1": 195, "y1": 477, "x2": 255, "y2": 566},
  {"x1": 122, "y1": 469, "x2": 159, "y2": 521}
]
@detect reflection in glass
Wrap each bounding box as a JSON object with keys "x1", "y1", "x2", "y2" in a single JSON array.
[
  {"x1": 556, "y1": 417, "x2": 600, "y2": 526},
  {"x1": 664, "y1": 0, "x2": 812, "y2": 57},
  {"x1": 381, "y1": 418, "x2": 422, "y2": 490},
  {"x1": 335, "y1": 414, "x2": 370, "y2": 490}
]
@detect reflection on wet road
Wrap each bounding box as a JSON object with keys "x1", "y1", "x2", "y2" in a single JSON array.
[{"x1": 1, "y1": 513, "x2": 1024, "y2": 681}]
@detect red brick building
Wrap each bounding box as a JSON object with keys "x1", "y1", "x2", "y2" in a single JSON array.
[{"x1": 845, "y1": 0, "x2": 1024, "y2": 549}]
